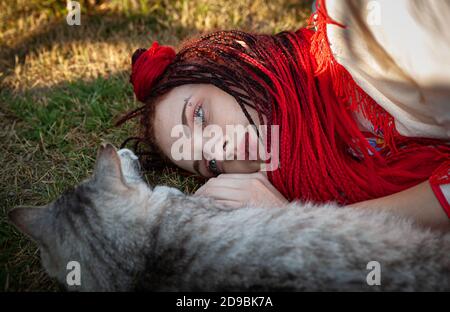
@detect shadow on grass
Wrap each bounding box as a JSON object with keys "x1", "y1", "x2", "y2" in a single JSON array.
[
  {"x1": 0, "y1": 0, "x2": 313, "y2": 84},
  {"x1": 0, "y1": 10, "x2": 198, "y2": 85}
]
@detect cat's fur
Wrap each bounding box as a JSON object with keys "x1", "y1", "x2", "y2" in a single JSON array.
[{"x1": 8, "y1": 144, "x2": 450, "y2": 291}]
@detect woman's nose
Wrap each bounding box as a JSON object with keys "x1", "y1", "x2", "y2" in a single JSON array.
[{"x1": 203, "y1": 132, "x2": 231, "y2": 161}]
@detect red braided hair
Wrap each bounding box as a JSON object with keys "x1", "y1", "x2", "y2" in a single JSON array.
[{"x1": 118, "y1": 3, "x2": 449, "y2": 204}]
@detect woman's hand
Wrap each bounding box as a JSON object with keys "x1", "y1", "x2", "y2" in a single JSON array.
[{"x1": 194, "y1": 172, "x2": 289, "y2": 208}]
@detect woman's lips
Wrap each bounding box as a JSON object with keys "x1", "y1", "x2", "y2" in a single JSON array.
[{"x1": 237, "y1": 131, "x2": 258, "y2": 160}]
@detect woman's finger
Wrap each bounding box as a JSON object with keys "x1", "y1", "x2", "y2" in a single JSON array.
[
  {"x1": 216, "y1": 172, "x2": 272, "y2": 188},
  {"x1": 195, "y1": 180, "x2": 240, "y2": 196},
  {"x1": 215, "y1": 200, "x2": 244, "y2": 209},
  {"x1": 195, "y1": 186, "x2": 247, "y2": 202},
  {"x1": 197, "y1": 177, "x2": 261, "y2": 191},
  {"x1": 195, "y1": 175, "x2": 259, "y2": 195}
]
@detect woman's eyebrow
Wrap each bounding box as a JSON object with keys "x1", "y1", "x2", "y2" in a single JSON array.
[
  {"x1": 181, "y1": 95, "x2": 192, "y2": 130},
  {"x1": 181, "y1": 95, "x2": 200, "y2": 176}
]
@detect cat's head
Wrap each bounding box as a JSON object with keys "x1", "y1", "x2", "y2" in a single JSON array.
[{"x1": 8, "y1": 143, "x2": 162, "y2": 291}]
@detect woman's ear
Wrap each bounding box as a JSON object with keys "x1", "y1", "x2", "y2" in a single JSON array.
[
  {"x1": 8, "y1": 205, "x2": 50, "y2": 243},
  {"x1": 94, "y1": 143, "x2": 127, "y2": 188}
]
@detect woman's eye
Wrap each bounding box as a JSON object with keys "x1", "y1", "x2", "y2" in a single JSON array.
[
  {"x1": 193, "y1": 105, "x2": 206, "y2": 126},
  {"x1": 208, "y1": 159, "x2": 220, "y2": 176}
]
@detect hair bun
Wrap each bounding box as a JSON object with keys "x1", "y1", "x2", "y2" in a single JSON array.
[
  {"x1": 131, "y1": 48, "x2": 147, "y2": 65},
  {"x1": 130, "y1": 41, "x2": 176, "y2": 102}
]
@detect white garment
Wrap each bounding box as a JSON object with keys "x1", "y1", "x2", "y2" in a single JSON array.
[{"x1": 325, "y1": 0, "x2": 450, "y2": 140}]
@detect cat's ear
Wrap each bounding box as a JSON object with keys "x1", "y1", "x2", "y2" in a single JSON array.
[
  {"x1": 94, "y1": 143, "x2": 126, "y2": 187},
  {"x1": 8, "y1": 205, "x2": 50, "y2": 242}
]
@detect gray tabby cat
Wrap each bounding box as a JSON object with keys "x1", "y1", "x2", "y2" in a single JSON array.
[{"x1": 8, "y1": 144, "x2": 450, "y2": 291}]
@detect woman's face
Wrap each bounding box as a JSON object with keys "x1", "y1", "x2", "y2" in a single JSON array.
[{"x1": 153, "y1": 84, "x2": 267, "y2": 178}]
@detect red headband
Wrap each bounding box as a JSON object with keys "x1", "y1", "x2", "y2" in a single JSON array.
[{"x1": 130, "y1": 41, "x2": 176, "y2": 102}]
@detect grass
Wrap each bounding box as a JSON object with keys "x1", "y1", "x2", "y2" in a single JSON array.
[{"x1": 0, "y1": 0, "x2": 312, "y2": 291}]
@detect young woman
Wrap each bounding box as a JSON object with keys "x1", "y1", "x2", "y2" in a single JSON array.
[{"x1": 118, "y1": 0, "x2": 450, "y2": 229}]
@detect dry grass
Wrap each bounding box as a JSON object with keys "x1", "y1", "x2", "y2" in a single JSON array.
[{"x1": 0, "y1": 0, "x2": 312, "y2": 291}]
